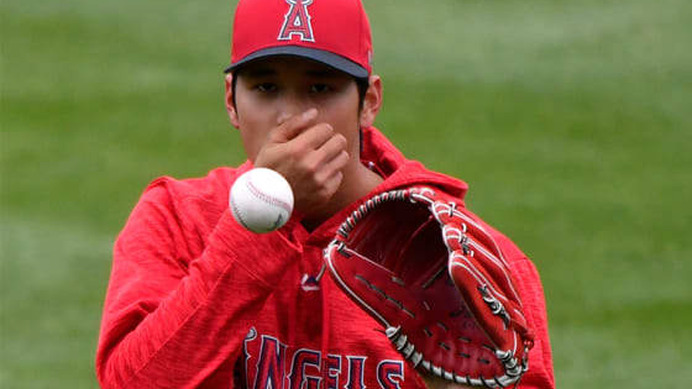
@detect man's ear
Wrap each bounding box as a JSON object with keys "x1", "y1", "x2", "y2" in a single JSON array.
[
  {"x1": 359, "y1": 75, "x2": 383, "y2": 129},
  {"x1": 224, "y1": 73, "x2": 240, "y2": 128}
]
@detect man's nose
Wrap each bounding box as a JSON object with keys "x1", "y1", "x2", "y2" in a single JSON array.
[{"x1": 276, "y1": 94, "x2": 311, "y2": 125}]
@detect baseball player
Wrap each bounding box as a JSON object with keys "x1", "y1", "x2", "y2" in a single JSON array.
[{"x1": 96, "y1": 0, "x2": 555, "y2": 388}]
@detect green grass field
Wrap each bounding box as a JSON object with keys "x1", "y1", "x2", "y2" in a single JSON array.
[{"x1": 2, "y1": 0, "x2": 691, "y2": 387}]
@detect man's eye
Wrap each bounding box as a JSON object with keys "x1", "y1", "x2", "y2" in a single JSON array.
[
  {"x1": 255, "y1": 83, "x2": 277, "y2": 92},
  {"x1": 310, "y1": 84, "x2": 331, "y2": 93}
]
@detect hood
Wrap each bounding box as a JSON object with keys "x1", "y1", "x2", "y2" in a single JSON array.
[
  {"x1": 301, "y1": 126, "x2": 470, "y2": 245},
  {"x1": 315, "y1": 126, "x2": 471, "y2": 368},
  {"x1": 360, "y1": 126, "x2": 469, "y2": 199}
]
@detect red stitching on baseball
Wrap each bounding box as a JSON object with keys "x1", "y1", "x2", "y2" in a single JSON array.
[{"x1": 246, "y1": 177, "x2": 292, "y2": 213}]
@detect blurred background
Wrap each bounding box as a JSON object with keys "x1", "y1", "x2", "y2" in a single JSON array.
[{"x1": 1, "y1": 0, "x2": 690, "y2": 387}]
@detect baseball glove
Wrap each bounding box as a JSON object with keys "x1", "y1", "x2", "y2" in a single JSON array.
[{"x1": 324, "y1": 187, "x2": 534, "y2": 388}]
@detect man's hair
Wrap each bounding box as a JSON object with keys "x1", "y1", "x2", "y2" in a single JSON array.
[{"x1": 231, "y1": 73, "x2": 370, "y2": 111}]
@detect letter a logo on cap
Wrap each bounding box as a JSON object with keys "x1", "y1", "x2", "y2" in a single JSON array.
[{"x1": 278, "y1": 0, "x2": 315, "y2": 42}]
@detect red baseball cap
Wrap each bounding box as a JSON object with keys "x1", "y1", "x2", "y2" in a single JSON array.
[{"x1": 225, "y1": 0, "x2": 373, "y2": 79}]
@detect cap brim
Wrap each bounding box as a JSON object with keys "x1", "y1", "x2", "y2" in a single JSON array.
[{"x1": 224, "y1": 46, "x2": 369, "y2": 79}]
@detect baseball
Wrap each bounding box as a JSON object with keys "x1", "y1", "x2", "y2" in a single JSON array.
[{"x1": 229, "y1": 168, "x2": 294, "y2": 233}]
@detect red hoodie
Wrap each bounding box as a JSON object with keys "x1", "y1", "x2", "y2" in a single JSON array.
[{"x1": 96, "y1": 127, "x2": 555, "y2": 388}]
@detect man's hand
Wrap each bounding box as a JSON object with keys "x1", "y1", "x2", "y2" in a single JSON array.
[{"x1": 253, "y1": 108, "x2": 350, "y2": 218}]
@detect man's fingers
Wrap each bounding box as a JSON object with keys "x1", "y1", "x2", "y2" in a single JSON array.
[
  {"x1": 319, "y1": 170, "x2": 344, "y2": 199},
  {"x1": 309, "y1": 149, "x2": 348, "y2": 193},
  {"x1": 323, "y1": 150, "x2": 350, "y2": 179},
  {"x1": 255, "y1": 111, "x2": 351, "y2": 214},
  {"x1": 292, "y1": 122, "x2": 336, "y2": 151},
  {"x1": 296, "y1": 132, "x2": 348, "y2": 178},
  {"x1": 316, "y1": 133, "x2": 348, "y2": 159},
  {"x1": 271, "y1": 108, "x2": 318, "y2": 142}
]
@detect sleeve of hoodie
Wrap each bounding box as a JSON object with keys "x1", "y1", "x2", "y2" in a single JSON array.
[
  {"x1": 95, "y1": 175, "x2": 302, "y2": 388},
  {"x1": 494, "y1": 233, "x2": 556, "y2": 389}
]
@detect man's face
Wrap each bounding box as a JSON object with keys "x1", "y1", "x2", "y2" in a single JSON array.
[{"x1": 231, "y1": 56, "x2": 362, "y2": 163}]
